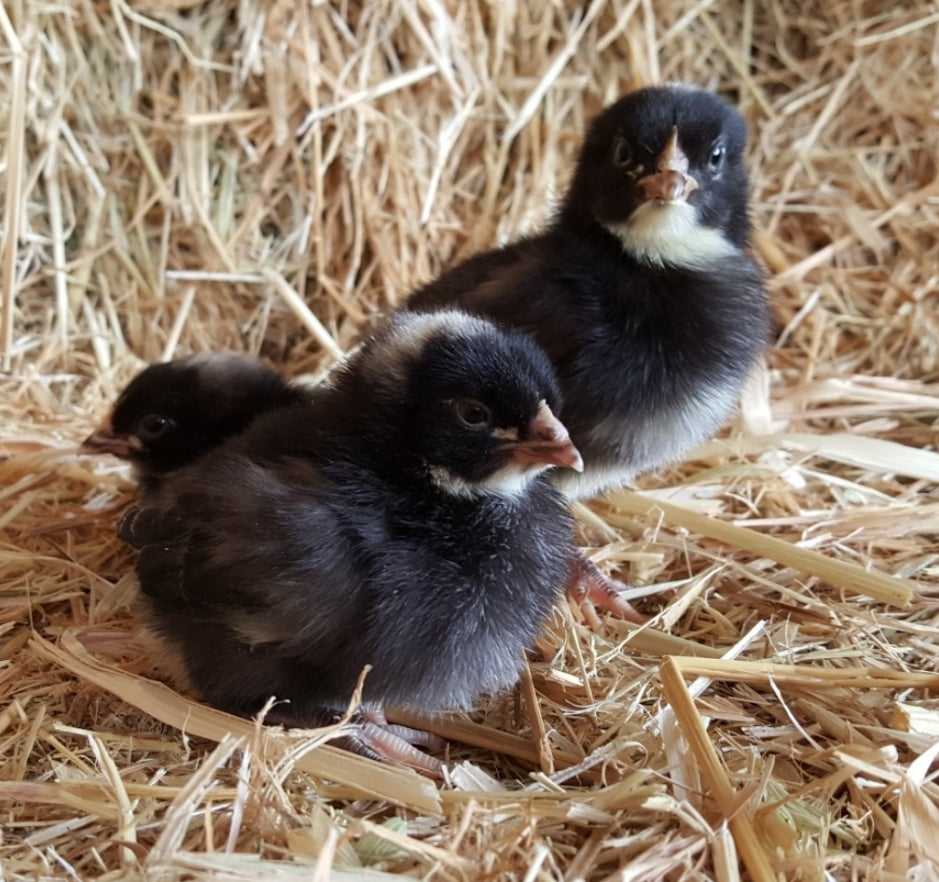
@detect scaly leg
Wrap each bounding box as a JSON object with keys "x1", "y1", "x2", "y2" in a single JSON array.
[
  {"x1": 345, "y1": 707, "x2": 447, "y2": 777},
  {"x1": 564, "y1": 551, "x2": 648, "y2": 628},
  {"x1": 264, "y1": 702, "x2": 447, "y2": 778}
]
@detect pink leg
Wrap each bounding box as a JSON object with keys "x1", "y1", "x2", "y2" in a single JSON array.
[
  {"x1": 382, "y1": 723, "x2": 447, "y2": 750},
  {"x1": 564, "y1": 552, "x2": 648, "y2": 627},
  {"x1": 343, "y1": 708, "x2": 447, "y2": 777}
]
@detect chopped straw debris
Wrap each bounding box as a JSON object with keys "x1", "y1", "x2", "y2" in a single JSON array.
[{"x1": 2, "y1": 1, "x2": 939, "y2": 879}]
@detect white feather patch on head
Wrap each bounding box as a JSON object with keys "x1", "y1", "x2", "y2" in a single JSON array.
[
  {"x1": 184, "y1": 352, "x2": 242, "y2": 366},
  {"x1": 179, "y1": 352, "x2": 277, "y2": 395},
  {"x1": 182, "y1": 351, "x2": 255, "y2": 375},
  {"x1": 390, "y1": 309, "x2": 493, "y2": 353},
  {"x1": 608, "y1": 201, "x2": 738, "y2": 269},
  {"x1": 662, "y1": 81, "x2": 705, "y2": 94},
  {"x1": 361, "y1": 309, "x2": 494, "y2": 394}
]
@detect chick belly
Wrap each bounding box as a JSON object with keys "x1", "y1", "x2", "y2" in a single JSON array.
[
  {"x1": 358, "y1": 617, "x2": 534, "y2": 712},
  {"x1": 555, "y1": 378, "x2": 741, "y2": 501},
  {"x1": 147, "y1": 605, "x2": 350, "y2": 724},
  {"x1": 362, "y1": 559, "x2": 569, "y2": 710},
  {"x1": 220, "y1": 593, "x2": 544, "y2": 719},
  {"x1": 155, "y1": 526, "x2": 569, "y2": 722},
  {"x1": 165, "y1": 606, "x2": 538, "y2": 725}
]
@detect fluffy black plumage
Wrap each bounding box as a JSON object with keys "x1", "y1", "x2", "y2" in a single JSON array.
[
  {"x1": 116, "y1": 311, "x2": 578, "y2": 764},
  {"x1": 407, "y1": 84, "x2": 770, "y2": 501},
  {"x1": 81, "y1": 354, "x2": 304, "y2": 492}
]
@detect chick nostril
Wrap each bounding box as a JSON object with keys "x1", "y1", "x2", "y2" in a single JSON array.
[
  {"x1": 539, "y1": 424, "x2": 559, "y2": 441},
  {"x1": 638, "y1": 168, "x2": 699, "y2": 203},
  {"x1": 539, "y1": 422, "x2": 569, "y2": 443},
  {"x1": 661, "y1": 171, "x2": 686, "y2": 200}
]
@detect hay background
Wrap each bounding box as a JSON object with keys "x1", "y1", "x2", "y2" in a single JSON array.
[{"x1": 2, "y1": 1, "x2": 939, "y2": 879}]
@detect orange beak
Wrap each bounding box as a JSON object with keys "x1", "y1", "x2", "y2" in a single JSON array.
[
  {"x1": 636, "y1": 126, "x2": 700, "y2": 203},
  {"x1": 79, "y1": 421, "x2": 144, "y2": 459},
  {"x1": 505, "y1": 401, "x2": 584, "y2": 472}
]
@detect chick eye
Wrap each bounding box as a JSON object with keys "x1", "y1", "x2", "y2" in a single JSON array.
[
  {"x1": 708, "y1": 142, "x2": 725, "y2": 171},
  {"x1": 136, "y1": 413, "x2": 174, "y2": 442},
  {"x1": 452, "y1": 399, "x2": 493, "y2": 429},
  {"x1": 612, "y1": 134, "x2": 632, "y2": 167}
]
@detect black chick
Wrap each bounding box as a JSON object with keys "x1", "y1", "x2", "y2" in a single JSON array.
[
  {"x1": 81, "y1": 354, "x2": 305, "y2": 493},
  {"x1": 116, "y1": 310, "x2": 580, "y2": 771},
  {"x1": 407, "y1": 84, "x2": 770, "y2": 618}
]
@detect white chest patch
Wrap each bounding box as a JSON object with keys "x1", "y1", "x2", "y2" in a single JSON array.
[
  {"x1": 553, "y1": 380, "x2": 742, "y2": 501},
  {"x1": 609, "y1": 201, "x2": 737, "y2": 269}
]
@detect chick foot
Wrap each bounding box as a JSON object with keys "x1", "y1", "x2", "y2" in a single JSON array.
[
  {"x1": 564, "y1": 551, "x2": 648, "y2": 629},
  {"x1": 342, "y1": 709, "x2": 447, "y2": 778}
]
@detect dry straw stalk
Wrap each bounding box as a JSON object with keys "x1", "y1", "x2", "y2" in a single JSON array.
[{"x1": 2, "y1": 0, "x2": 939, "y2": 879}]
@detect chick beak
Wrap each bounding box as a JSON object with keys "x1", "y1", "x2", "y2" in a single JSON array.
[
  {"x1": 636, "y1": 126, "x2": 700, "y2": 203},
  {"x1": 79, "y1": 421, "x2": 144, "y2": 459},
  {"x1": 505, "y1": 401, "x2": 584, "y2": 472}
]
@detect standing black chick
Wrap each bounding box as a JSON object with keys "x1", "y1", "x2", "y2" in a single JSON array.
[
  {"x1": 81, "y1": 354, "x2": 305, "y2": 493},
  {"x1": 116, "y1": 310, "x2": 580, "y2": 770},
  {"x1": 407, "y1": 84, "x2": 770, "y2": 616}
]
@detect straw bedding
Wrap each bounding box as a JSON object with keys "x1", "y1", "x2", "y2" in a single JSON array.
[{"x1": 2, "y1": 0, "x2": 938, "y2": 879}]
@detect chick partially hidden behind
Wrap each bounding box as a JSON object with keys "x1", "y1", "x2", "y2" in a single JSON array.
[
  {"x1": 103, "y1": 312, "x2": 580, "y2": 774},
  {"x1": 81, "y1": 353, "x2": 305, "y2": 494},
  {"x1": 407, "y1": 83, "x2": 771, "y2": 624}
]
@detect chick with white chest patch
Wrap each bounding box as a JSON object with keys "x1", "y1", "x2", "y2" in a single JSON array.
[
  {"x1": 407, "y1": 84, "x2": 770, "y2": 621},
  {"x1": 115, "y1": 311, "x2": 579, "y2": 773}
]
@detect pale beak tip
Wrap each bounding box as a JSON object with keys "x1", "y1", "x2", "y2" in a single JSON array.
[
  {"x1": 79, "y1": 426, "x2": 142, "y2": 458},
  {"x1": 79, "y1": 432, "x2": 103, "y2": 453}
]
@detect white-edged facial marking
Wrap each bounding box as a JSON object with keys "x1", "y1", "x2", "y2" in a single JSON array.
[
  {"x1": 609, "y1": 200, "x2": 738, "y2": 269},
  {"x1": 427, "y1": 461, "x2": 546, "y2": 501}
]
